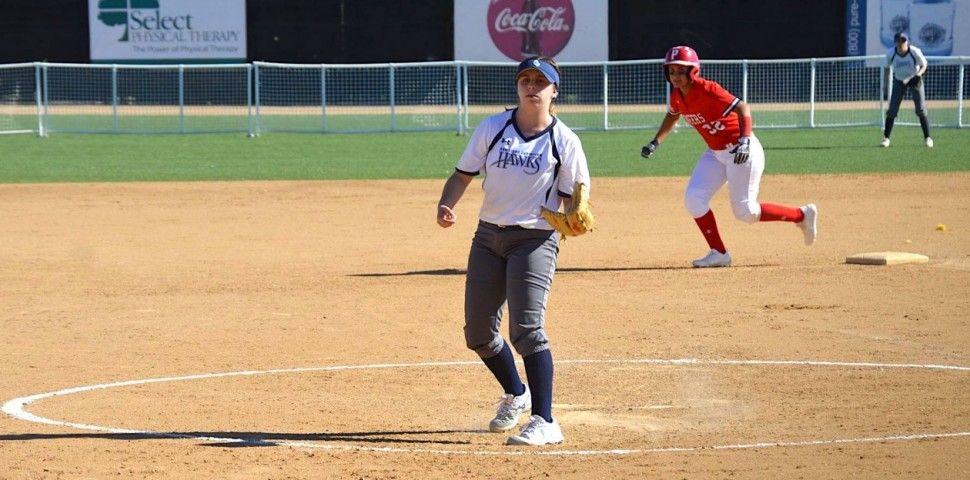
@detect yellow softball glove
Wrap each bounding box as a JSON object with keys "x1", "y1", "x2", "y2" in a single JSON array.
[{"x1": 540, "y1": 182, "x2": 595, "y2": 237}]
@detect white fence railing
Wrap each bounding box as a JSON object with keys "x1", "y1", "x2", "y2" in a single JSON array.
[{"x1": 1, "y1": 56, "x2": 967, "y2": 136}]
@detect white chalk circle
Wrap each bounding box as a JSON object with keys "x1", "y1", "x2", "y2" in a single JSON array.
[{"x1": 3, "y1": 358, "x2": 969, "y2": 456}]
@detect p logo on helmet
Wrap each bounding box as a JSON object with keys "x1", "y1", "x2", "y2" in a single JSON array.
[{"x1": 663, "y1": 45, "x2": 701, "y2": 82}]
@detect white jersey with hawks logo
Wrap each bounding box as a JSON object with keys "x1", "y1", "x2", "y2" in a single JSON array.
[
  {"x1": 886, "y1": 45, "x2": 927, "y2": 83},
  {"x1": 456, "y1": 109, "x2": 591, "y2": 229}
]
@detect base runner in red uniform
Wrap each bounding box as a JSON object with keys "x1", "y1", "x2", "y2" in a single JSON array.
[{"x1": 641, "y1": 46, "x2": 818, "y2": 268}]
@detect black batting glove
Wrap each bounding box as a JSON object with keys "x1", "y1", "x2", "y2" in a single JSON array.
[
  {"x1": 641, "y1": 139, "x2": 659, "y2": 159},
  {"x1": 730, "y1": 136, "x2": 751, "y2": 165}
]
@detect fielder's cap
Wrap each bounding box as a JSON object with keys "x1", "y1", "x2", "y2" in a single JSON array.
[
  {"x1": 516, "y1": 57, "x2": 560, "y2": 86},
  {"x1": 894, "y1": 32, "x2": 909, "y2": 43}
]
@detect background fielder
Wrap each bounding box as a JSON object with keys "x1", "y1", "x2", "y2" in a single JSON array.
[
  {"x1": 882, "y1": 32, "x2": 933, "y2": 149},
  {"x1": 641, "y1": 46, "x2": 818, "y2": 268}
]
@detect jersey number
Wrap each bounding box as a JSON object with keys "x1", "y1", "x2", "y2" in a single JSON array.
[{"x1": 702, "y1": 121, "x2": 725, "y2": 135}]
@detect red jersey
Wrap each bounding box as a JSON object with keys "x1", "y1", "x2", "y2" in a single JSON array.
[{"x1": 668, "y1": 77, "x2": 742, "y2": 150}]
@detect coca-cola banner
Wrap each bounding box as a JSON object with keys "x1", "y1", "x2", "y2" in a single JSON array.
[{"x1": 455, "y1": 0, "x2": 607, "y2": 61}]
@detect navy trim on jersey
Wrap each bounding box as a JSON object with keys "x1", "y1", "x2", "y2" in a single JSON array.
[
  {"x1": 544, "y1": 128, "x2": 562, "y2": 203},
  {"x1": 483, "y1": 115, "x2": 515, "y2": 186},
  {"x1": 557, "y1": 190, "x2": 571, "y2": 198},
  {"x1": 455, "y1": 167, "x2": 479, "y2": 177},
  {"x1": 550, "y1": 130, "x2": 561, "y2": 163},
  {"x1": 890, "y1": 49, "x2": 919, "y2": 67},
  {"x1": 721, "y1": 97, "x2": 741, "y2": 118},
  {"x1": 512, "y1": 108, "x2": 559, "y2": 142},
  {"x1": 486, "y1": 116, "x2": 515, "y2": 155}
]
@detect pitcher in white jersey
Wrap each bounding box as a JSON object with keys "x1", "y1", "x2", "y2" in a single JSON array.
[{"x1": 436, "y1": 56, "x2": 590, "y2": 446}]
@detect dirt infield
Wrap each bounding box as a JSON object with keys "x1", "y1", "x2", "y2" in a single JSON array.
[{"x1": 1, "y1": 174, "x2": 968, "y2": 478}]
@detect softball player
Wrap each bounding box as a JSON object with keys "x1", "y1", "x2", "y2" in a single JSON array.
[
  {"x1": 882, "y1": 32, "x2": 933, "y2": 148},
  {"x1": 436, "y1": 56, "x2": 590, "y2": 446},
  {"x1": 641, "y1": 46, "x2": 818, "y2": 268}
]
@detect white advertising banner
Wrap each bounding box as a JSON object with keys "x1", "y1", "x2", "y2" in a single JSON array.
[
  {"x1": 89, "y1": 0, "x2": 247, "y2": 62},
  {"x1": 454, "y1": 0, "x2": 608, "y2": 62},
  {"x1": 847, "y1": 0, "x2": 969, "y2": 56}
]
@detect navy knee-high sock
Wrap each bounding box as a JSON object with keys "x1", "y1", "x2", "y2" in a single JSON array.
[
  {"x1": 918, "y1": 114, "x2": 931, "y2": 139},
  {"x1": 523, "y1": 349, "x2": 554, "y2": 423},
  {"x1": 884, "y1": 115, "x2": 896, "y2": 138},
  {"x1": 482, "y1": 342, "x2": 525, "y2": 396}
]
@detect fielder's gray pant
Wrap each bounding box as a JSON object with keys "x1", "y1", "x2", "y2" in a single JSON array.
[
  {"x1": 464, "y1": 221, "x2": 559, "y2": 359},
  {"x1": 885, "y1": 77, "x2": 930, "y2": 138}
]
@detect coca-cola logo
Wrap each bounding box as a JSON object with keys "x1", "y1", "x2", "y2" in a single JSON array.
[{"x1": 487, "y1": 0, "x2": 575, "y2": 61}]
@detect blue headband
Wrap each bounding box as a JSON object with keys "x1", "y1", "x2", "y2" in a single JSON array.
[{"x1": 515, "y1": 57, "x2": 560, "y2": 86}]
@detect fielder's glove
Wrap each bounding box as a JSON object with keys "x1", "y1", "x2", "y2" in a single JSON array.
[
  {"x1": 540, "y1": 182, "x2": 595, "y2": 238},
  {"x1": 641, "y1": 139, "x2": 660, "y2": 159},
  {"x1": 730, "y1": 136, "x2": 751, "y2": 165},
  {"x1": 906, "y1": 75, "x2": 922, "y2": 87}
]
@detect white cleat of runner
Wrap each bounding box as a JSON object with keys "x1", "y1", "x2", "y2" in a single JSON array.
[
  {"x1": 797, "y1": 203, "x2": 818, "y2": 246},
  {"x1": 692, "y1": 249, "x2": 732, "y2": 268},
  {"x1": 506, "y1": 415, "x2": 564, "y2": 446},
  {"x1": 925, "y1": 137, "x2": 934, "y2": 148},
  {"x1": 489, "y1": 386, "x2": 531, "y2": 433},
  {"x1": 880, "y1": 137, "x2": 891, "y2": 148}
]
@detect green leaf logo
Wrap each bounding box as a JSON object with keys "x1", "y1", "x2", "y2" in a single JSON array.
[{"x1": 97, "y1": 0, "x2": 160, "y2": 42}]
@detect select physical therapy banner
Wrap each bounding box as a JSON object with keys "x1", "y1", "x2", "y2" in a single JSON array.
[
  {"x1": 846, "y1": 0, "x2": 969, "y2": 56},
  {"x1": 89, "y1": 0, "x2": 246, "y2": 62},
  {"x1": 454, "y1": 0, "x2": 608, "y2": 62}
]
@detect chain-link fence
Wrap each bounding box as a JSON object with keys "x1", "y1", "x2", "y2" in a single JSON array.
[{"x1": 1, "y1": 56, "x2": 967, "y2": 136}]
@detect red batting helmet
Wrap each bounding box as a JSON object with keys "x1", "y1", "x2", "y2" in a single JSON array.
[{"x1": 663, "y1": 45, "x2": 701, "y2": 82}]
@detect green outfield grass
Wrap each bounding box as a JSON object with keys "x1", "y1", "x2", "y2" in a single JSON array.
[
  {"x1": 10, "y1": 106, "x2": 965, "y2": 135},
  {"x1": 0, "y1": 126, "x2": 966, "y2": 183}
]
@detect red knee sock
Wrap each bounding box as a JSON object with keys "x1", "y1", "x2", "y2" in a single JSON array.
[
  {"x1": 759, "y1": 203, "x2": 804, "y2": 223},
  {"x1": 694, "y1": 210, "x2": 726, "y2": 254}
]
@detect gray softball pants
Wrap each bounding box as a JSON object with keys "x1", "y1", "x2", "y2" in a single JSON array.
[
  {"x1": 887, "y1": 78, "x2": 927, "y2": 118},
  {"x1": 464, "y1": 221, "x2": 559, "y2": 359},
  {"x1": 885, "y1": 77, "x2": 931, "y2": 139}
]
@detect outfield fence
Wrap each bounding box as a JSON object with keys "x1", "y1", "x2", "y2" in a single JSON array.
[{"x1": 1, "y1": 56, "x2": 967, "y2": 136}]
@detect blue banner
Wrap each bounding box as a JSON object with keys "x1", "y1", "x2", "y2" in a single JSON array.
[{"x1": 846, "y1": 0, "x2": 867, "y2": 55}]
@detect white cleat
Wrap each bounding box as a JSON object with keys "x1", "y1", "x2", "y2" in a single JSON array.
[
  {"x1": 880, "y1": 137, "x2": 891, "y2": 148},
  {"x1": 489, "y1": 386, "x2": 531, "y2": 433},
  {"x1": 692, "y1": 249, "x2": 732, "y2": 268},
  {"x1": 797, "y1": 203, "x2": 818, "y2": 246},
  {"x1": 506, "y1": 415, "x2": 564, "y2": 446},
  {"x1": 925, "y1": 137, "x2": 934, "y2": 148}
]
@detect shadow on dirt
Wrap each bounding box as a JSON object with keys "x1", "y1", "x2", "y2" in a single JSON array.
[
  {"x1": 350, "y1": 264, "x2": 779, "y2": 277},
  {"x1": 0, "y1": 428, "x2": 488, "y2": 447}
]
